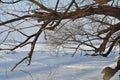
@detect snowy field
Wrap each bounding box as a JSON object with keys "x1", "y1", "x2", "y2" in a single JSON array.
[{"x1": 0, "y1": 43, "x2": 120, "y2": 80}]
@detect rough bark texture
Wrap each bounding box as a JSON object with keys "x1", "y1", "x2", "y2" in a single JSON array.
[
  {"x1": 102, "y1": 57, "x2": 120, "y2": 80},
  {"x1": 0, "y1": 0, "x2": 120, "y2": 72}
]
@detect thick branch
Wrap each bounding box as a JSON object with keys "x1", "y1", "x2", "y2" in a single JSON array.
[
  {"x1": 98, "y1": 24, "x2": 120, "y2": 35},
  {"x1": 1, "y1": 5, "x2": 120, "y2": 26},
  {"x1": 32, "y1": 5, "x2": 120, "y2": 20},
  {"x1": 98, "y1": 23, "x2": 120, "y2": 53},
  {"x1": 27, "y1": 21, "x2": 50, "y2": 65},
  {"x1": 103, "y1": 36, "x2": 120, "y2": 57}
]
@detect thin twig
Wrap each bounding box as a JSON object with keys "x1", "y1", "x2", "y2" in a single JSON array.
[
  {"x1": 20, "y1": 70, "x2": 34, "y2": 80},
  {"x1": 11, "y1": 57, "x2": 27, "y2": 71},
  {"x1": 55, "y1": 0, "x2": 60, "y2": 12}
]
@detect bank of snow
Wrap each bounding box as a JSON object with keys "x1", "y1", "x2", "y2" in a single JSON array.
[{"x1": 0, "y1": 44, "x2": 120, "y2": 80}]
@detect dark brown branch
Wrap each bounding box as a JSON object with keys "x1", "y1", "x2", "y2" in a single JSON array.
[
  {"x1": 74, "y1": 0, "x2": 79, "y2": 9},
  {"x1": 98, "y1": 23, "x2": 120, "y2": 35},
  {"x1": 71, "y1": 35, "x2": 99, "y2": 52},
  {"x1": 29, "y1": 0, "x2": 56, "y2": 14},
  {"x1": 98, "y1": 31, "x2": 114, "y2": 53},
  {"x1": 94, "y1": 5, "x2": 120, "y2": 20},
  {"x1": 27, "y1": 21, "x2": 50, "y2": 65},
  {"x1": 72, "y1": 43, "x2": 81, "y2": 57},
  {"x1": 1, "y1": 5, "x2": 120, "y2": 26},
  {"x1": 98, "y1": 23, "x2": 120, "y2": 53},
  {"x1": 11, "y1": 57, "x2": 27, "y2": 71},
  {"x1": 52, "y1": 0, "x2": 75, "y2": 29},
  {"x1": 103, "y1": 36, "x2": 120, "y2": 57},
  {"x1": 0, "y1": 15, "x2": 31, "y2": 26},
  {"x1": 55, "y1": 0, "x2": 60, "y2": 12},
  {"x1": 115, "y1": 56, "x2": 120, "y2": 70},
  {"x1": 0, "y1": 1, "x2": 120, "y2": 71},
  {"x1": 11, "y1": 33, "x2": 36, "y2": 51}
]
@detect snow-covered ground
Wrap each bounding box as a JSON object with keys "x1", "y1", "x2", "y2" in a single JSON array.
[{"x1": 0, "y1": 43, "x2": 120, "y2": 80}]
